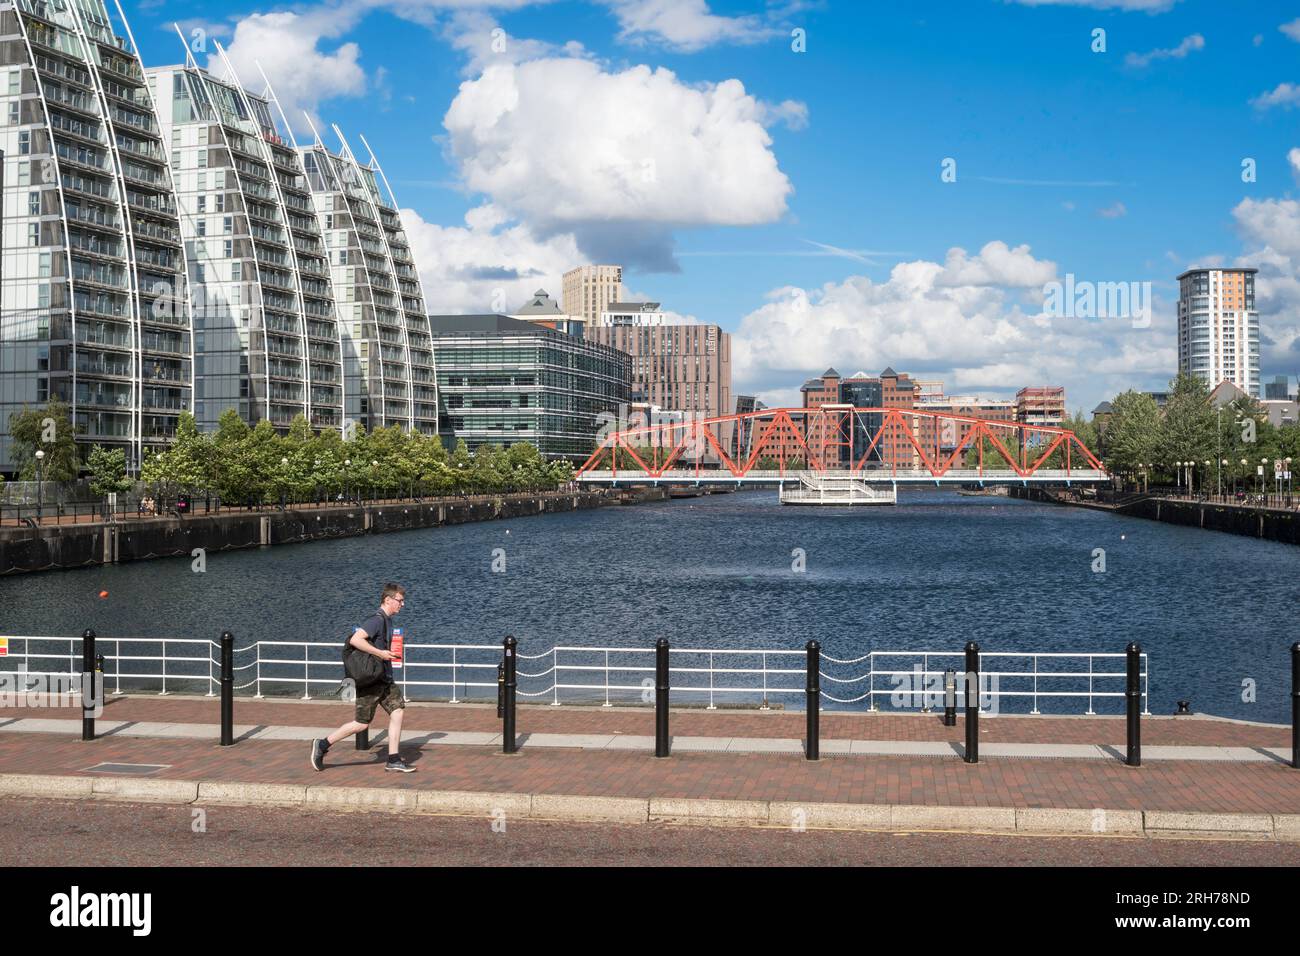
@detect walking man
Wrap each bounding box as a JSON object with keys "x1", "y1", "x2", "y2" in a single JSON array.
[{"x1": 311, "y1": 582, "x2": 415, "y2": 772}]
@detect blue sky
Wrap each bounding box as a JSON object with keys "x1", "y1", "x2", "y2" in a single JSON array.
[{"x1": 123, "y1": 0, "x2": 1300, "y2": 412}]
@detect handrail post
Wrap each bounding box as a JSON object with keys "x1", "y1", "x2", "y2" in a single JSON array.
[
  {"x1": 943, "y1": 670, "x2": 957, "y2": 726},
  {"x1": 963, "y1": 641, "x2": 979, "y2": 764},
  {"x1": 707, "y1": 651, "x2": 715, "y2": 710},
  {"x1": 81, "y1": 628, "x2": 96, "y2": 742},
  {"x1": 1031, "y1": 655, "x2": 1039, "y2": 715},
  {"x1": 655, "y1": 639, "x2": 670, "y2": 757},
  {"x1": 220, "y1": 631, "x2": 234, "y2": 746},
  {"x1": 160, "y1": 639, "x2": 167, "y2": 695},
  {"x1": 603, "y1": 650, "x2": 611, "y2": 708},
  {"x1": 302, "y1": 644, "x2": 310, "y2": 700},
  {"x1": 1086, "y1": 654, "x2": 1095, "y2": 715},
  {"x1": 254, "y1": 640, "x2": 262, "y2": 698},
  {"x1": 207, "y1": 639, "x2": 215, "y2": 697},
  {"x1": 503, "y1": 635, "x2": 518, "y2": 754},
  {"x1": 1125, "y1": 642, "x2": 1141, "y2": 767},
  {"x1": 805, "y1": 640, "x2": 820, "y2": 760},
  {"x1": 760, "y1": 651, "x2": 769, "y2": 710},
  {"x1": 551, "y1": 646, "x2": 559, "y2": 706},
  {"x1": 868, "y1": 651, "x2": 877, "y2": 712},
  {"x1": 450, "y1": 647, "x2": 459, "y2": 703}
]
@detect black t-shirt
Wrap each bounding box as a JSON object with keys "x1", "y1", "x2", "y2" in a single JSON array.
[{"x1": 359, "y1": 610, "x2": 393, "y2": 683}]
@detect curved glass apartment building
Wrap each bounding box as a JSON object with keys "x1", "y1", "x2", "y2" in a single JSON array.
[
  {"x1": 147, "y1": 49, "x2": 344, "y2": 433},
  {"x1": 300, "y1": 132, "x2": 437, "y2": 435},
  {"x1": 0, "y1": 0, "x2": 192, "y2": 472}
]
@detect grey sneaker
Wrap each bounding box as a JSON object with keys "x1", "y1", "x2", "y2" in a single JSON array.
[
  {"x1": 384, "y1": 755, "x2": 415, "y2": 773},
  {"x1": 311, "y1": 738, "x2": 328, "y2": 771}
]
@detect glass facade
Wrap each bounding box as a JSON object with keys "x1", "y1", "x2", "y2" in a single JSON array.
[
  {"x1": 148, "y1": 59, "x2": 344, "y2": 433},
  {"x1": 1, "y1": 0, "x2": 192, "y2": 471},
  {"x1": 431, "y1": 316, "x2": 631, "y2": 460},
  {"x1": 300, "y1": 135, "x2": 436, "y2": 436}
]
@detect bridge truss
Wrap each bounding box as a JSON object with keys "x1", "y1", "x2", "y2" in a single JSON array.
[{"x1": 576, "y1": 406, "x2": 1107, "y2": 483}]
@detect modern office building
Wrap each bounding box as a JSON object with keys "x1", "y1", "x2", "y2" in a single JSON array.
[
  {"x1": 562, "y1": 264, "x2": 621, "y2": 327},
  {"x1": 586, "y1": 322, "x2": 731, "y2": 420},
  {"x1": 1, "y1": 0, "x2": 193, "y2": 473},
  {"x1": 429, "y1": 314, "x2": 630, "y2": 460},
  {"x1": 148, "y1": 51, "x2": 344, "y2": 433},
  {"x1": 1264, "y1": 375, "x2": 1290, "y2": 401},
  {"x1": 597, "y1": 301, "x2": 667, "y2": 327},
  {"x1": 1177, "y1": 267, "x2": 1260, "y2": 398},
  {"x1": 300, "y1": 129, "x2": 436, "y2": 434}
]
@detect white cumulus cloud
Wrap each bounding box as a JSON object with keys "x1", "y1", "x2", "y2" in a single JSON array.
[
  {"x1": 403, "y1": 203, "x2": 583, "y2": 315},
  {"x1": 731, "y1": 241, "x2": 1172, "y2": 413},
  {"x1": 216, "y1": 12, "x2": 368, "y2": 135},
  {"x1": 443, "y1": 57, "x2": 799, "y2": 269},
  {"x1": 1281, "y1": 18, "x2": 1300, "y2": 42},
  {"x1": 599, "y1": 0, "x2": 780, "y2": 52}
]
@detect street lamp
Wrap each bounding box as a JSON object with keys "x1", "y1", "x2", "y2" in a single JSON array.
[
  {"x1": 34, "y1": 449, "x2": 45, "y2": 523},
  {"x1": 1239, "y1": 458, "x2": 1247, "y2": 497},
  {"x1": 344, "y1": 458, "x2": 351, "y2": 502},
  {"x1": 371, "y1": 459, "x2": 379, "y2": 502},
  {"x1": 1287, "y1": 457, "x2": 1293, "y2": 499},
  {"x1": 280, "y1": 456, "x2": 289, "y2": 509},
  {"x1": 1261, "y1": 457, "x2": 1269, "y2": 495}
]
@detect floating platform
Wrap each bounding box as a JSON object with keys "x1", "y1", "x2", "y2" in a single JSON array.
[{"x1": 779, "y1": 475, "x2": 897, "y2": 506}]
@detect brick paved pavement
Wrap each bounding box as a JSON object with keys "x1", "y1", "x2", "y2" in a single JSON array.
[
  {"x1": 0, "y1": 702, "x2": 1297, "y2": 815},
  {"x1": 0, "y1": 695, "x2": 1289, "y2": 747}
]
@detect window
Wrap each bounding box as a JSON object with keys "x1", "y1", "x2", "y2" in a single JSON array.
[
  {"x1": 223, "y1": 240, "x2": 233, "y2": 258},
  {"x1": 197, "y1": 195, "x2": 206, "y2": 212},
  {"x1": 28, "y1": 191, "x2": 39, "y2": 215},
  {"x1": 18, "y1": 130, "x2": 30, "y2": 155},
  {"x1": 197, "y1": 219, "x2": 206, "y2": 236},
  {"x1": 214, "y1": 193, "x2": 225, "y2": 212},
  {"x1": 7, "y1": 71, "x2": 19, "y2": 95},
  {"x1": 223, "y1": 216, "x2": 232, "y2": 234},
  {"x1": 28, "y1": 223, "x2": 39, "y2": 246},
  {"x1": 231, "y1": 262, "x2": 241, "y2": 281},
  {"x1": 197, "y1": 150, "x2": 207, "y2": 169},
  {"x1": 8, "y1": 102, "x2": 19, "y2": 125}
]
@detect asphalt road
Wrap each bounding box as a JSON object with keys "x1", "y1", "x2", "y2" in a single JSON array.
[{"x1": 4, "y1": 797, "x2": 1299, "y2": 867}]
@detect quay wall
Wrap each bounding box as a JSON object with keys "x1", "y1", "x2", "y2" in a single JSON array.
[{"x1": 0, "y1": 487, "x2": 670, "y2": 576}]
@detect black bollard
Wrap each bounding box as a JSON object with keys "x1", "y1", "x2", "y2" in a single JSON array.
[
  {"x1": 1292, "y1": 642, "x2": 1299, "y2": 770},
  {"x1": 1125, "y1": 642, "x2": 1141, "y2": 767},
  {"x1": 655, "y1": 638, "x2": 670, "y2": 758},
  {"x1": 805, "y1": 640, "x2": 820, "y2": 760},
  {"x1": 502, "y1": 636, "x2": 517, "y2": 754},
  {"x1": 81, "y1": 629, "x2": 96, "y2": 741},
  {"x1": 496, "y1": 661, "x2": 505, "y2": 719},
  {"x1": 963, "y1": 641, "x2": 979, "y2": 764},
  {"x1": 943, "y1": 670, "x2": 957, "y2": 727},
  {"x1": 220, "y1": 631, "x2": 234, "y2": 746}
]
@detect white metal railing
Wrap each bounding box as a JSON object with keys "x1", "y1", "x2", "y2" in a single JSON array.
[
  {"x1": 0, "y1": 637, "x2": 1149, "y2": 714},
  {"x1": 830, "y1": 651, "x2": 1150, "y2": 716}
]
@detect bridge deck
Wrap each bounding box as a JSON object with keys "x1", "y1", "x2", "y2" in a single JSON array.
[{"x1": 578, "y1": 469, "x2": 1108, "y2": 485}]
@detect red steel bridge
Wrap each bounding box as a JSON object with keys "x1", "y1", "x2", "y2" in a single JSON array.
[{"x1": 576, "y1": 406, "x2": 1108, "y2": 485}]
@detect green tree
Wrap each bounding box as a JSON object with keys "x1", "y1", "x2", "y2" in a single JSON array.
[
  {"x1": 1103, "y1": 390, "x2": 1161, "y2": 478},
  {"x1": 1158, "y1": 373, "x2": 1215, "y2": 471},
  {"x1": 86, "y1": 445, "x2": 132, "y2": 497},
  {"x1": 9, "y1": 401, "x2": 79, "y2": 480}
]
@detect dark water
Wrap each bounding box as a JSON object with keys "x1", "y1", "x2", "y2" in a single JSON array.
[{"x1": 1, "y1": 490, "x2": 1296, "y2": 722}]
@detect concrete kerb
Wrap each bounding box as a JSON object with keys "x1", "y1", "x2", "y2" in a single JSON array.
[{"x1": 0, "y1": 772, "x2": 1296, "y2": 841}]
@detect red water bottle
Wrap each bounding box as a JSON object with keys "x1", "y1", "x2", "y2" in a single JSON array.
[{"x1": 391, "y1": 628, "x2": 403, "y2": 669}]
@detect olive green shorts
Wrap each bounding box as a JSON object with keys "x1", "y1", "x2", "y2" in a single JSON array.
[{"x1": 355, "y1": 682, "x2": 405, "y2": 724}]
